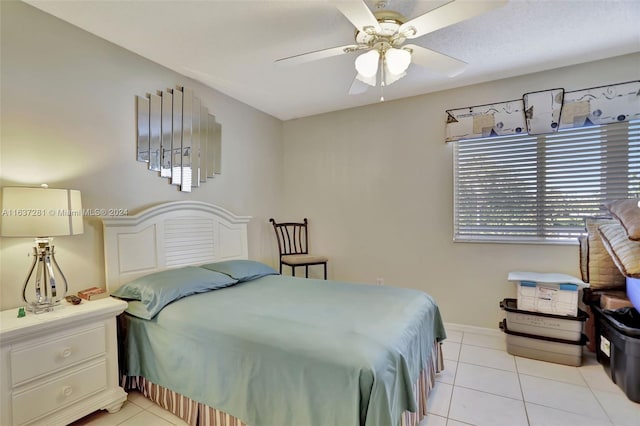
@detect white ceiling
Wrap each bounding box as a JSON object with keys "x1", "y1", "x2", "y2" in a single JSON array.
[{"x1": 24, "y1": 0, "x2": 640, "y2": 121}]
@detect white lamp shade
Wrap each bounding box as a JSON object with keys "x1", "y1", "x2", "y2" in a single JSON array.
[
  {"x1": 385, "y1": 48, "x2": 412, "y2": 75},
  {"x1": 355, "y1": 72, "x2": 377, "y2": 86},
  {"x1": 355, "y1": 50, "x2": 380, "y2": 78},
  {"x1": 383, "y1": 68, "x2": 406, "y2": 86},
  {"x1": 1, "y1": 187, "x2": 83, "y2": 237}
]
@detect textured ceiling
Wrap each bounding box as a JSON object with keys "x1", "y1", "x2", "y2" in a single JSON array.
[{"x1": 24, "y1": 0, "x2": 640, "y2": 120}]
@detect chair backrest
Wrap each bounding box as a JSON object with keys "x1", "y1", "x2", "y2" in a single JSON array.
[{"x1": 269, "y1": 218, "x2": 309, "y2": 256}]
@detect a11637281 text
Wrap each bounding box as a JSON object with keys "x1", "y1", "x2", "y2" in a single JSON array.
[{"x1": 2, "y1": 208, "x2": 129, "y2": 217}]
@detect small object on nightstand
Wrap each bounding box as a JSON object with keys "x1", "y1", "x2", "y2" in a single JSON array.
[
  {"x1": 17, "y1": 307, "x2": 25, "y2": 318},
  {"x1": 65, "y1": 295, "x2": 82, "y2": 305},
  {"x1": 77, "y1": 286, "x2": 108, "y2": 301}
]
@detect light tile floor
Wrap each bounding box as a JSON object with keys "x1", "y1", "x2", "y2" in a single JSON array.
[{"x1": 73, "y1": 325, "x2": 640, "y2": 426}]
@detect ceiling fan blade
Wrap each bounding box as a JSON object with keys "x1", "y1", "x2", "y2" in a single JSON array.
[
  {"x1": 275, "y1": 44, "x2": 359, "y2": 66},
  {"x1": 336, "y1": 1, "x2": 381, "y2": 33},
  {"x1": 400, "y1": 0, "x2": 507, "y2": 39},
  {"x1": 405, "y1": 44, "x2": 467, "y2": 77},
  {"x1": 349, "y1": 74, "x2": 370, "y2": 95}
]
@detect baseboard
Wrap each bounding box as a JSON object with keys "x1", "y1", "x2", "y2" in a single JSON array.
[{"x1": 444, "y1": 322, "x2": 504, "y2": 337}]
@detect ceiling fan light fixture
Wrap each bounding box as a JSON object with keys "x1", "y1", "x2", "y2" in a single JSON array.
[
  {"x1": 383, "y1": 69, "x2": 406, "y2": 86},
  {"x1": 355, "y1": 49, "x2": 380, "y2": 78},
  {"x1": 355, "y1": 72, "x2": 377, "y2": 86},
  {"x1": 385, "y1": 47, "x2": 411, "y2": 75}
]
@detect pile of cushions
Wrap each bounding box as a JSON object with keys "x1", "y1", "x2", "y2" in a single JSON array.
[
  {"x1": 599, "y1": 199, "x2": 640, "y2": 279},
  {"x1": 580, "y1": 199, "x2": 640, "y2": 310}
]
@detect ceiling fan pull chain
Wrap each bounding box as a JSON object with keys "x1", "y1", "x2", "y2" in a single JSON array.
[{"x1": 380, "y1": 58, "x2": 385, "y2": 102}]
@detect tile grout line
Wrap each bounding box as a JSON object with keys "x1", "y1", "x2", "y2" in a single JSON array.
[
  {"x1": 513, "y1": 357, "x2": 532, "y2": 426},
  {"x1": 582, "y1": 373, "x2": 617, "y2": 425},
  {"x1": 444, "y1": 331, "x2": 463, "y2": 423},
  {"x1": 576, "y1": 356, "x2": 617, "y2": 425},
  {"x1": 515, "y1": 356, "x2": 619, "y2": 425}
]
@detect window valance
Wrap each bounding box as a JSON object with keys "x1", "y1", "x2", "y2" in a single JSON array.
[{"x1": 445, "y1": 80, "x2": 640, "y2": 142}]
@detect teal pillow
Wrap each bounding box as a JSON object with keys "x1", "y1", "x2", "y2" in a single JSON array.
[
  {"x1": 200, "y1": 260, "x2": 278, "y2": 282},
  {"x1": 111, "y1": 266, "x2": 237, "y2": 319},
  {"x1": 123, "y1": 300, "x2": 156, "y2": 320}
]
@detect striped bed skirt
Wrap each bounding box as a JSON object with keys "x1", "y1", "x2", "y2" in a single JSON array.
[{"x1": 122, "y1": 342, "x2": 444, "y2": 426}]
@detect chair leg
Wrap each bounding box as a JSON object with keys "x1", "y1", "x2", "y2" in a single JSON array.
[
  {"x1": 324, "y1": 263, "x2": 327, "y2": 280},
  {"x1": 291, "y1": 266, "x2": 296, "y2": 277},
  {"x1": 305, "y1": 265, "x2": 309, "y2": 278}
]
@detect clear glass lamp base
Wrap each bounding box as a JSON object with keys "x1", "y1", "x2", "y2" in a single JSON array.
[
  {"x1": 22, "y1": 238, "x2": 68, "y2": 314},
  {"x1": 25, "y1": 299, "x2": 60, "y2": 314}
]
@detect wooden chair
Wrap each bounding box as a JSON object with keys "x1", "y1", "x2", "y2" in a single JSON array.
[{"x1": 269, "y1": 218, "x2": 328, "y2": 279}]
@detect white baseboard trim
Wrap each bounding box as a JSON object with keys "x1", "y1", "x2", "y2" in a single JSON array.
[{"x1": 444, "y1": 322, "x2": 504, "y2": 338}]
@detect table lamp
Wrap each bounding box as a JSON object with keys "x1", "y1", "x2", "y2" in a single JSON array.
[{"x1": 1, "y1": 185, "x2": 83, "y2": 313}]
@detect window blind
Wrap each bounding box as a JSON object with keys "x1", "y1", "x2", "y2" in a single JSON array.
[{"x1": 454, "y1": 120, "x2": 640, "y2": 243}]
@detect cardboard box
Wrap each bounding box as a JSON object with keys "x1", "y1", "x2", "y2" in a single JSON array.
[{"x1": 600, "y1": 293, "x2": 633, "y2": 310}]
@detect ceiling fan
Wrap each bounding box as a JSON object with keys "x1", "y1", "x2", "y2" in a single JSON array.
[{"x1": 276, "y1": 0, "x2": 507, "y2": 95}]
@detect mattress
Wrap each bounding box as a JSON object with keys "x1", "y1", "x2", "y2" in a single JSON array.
[{"x1": 118, "y1": 274, "x2": 446, "y2": 426}]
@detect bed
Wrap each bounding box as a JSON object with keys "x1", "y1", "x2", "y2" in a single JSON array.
[{"x1": 103, "y1": 201, "x2": 446, "y2": 426}]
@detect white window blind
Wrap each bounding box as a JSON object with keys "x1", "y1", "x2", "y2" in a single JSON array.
[{"x1": 454, "y1": 120, "x2": 640, "y2": 243}]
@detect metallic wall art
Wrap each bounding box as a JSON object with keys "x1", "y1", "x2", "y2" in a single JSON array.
[
  {"x1": 171, "y1": 88, "x2": 183, "y2": 186},
  {"x1": 445, "y1": 80, "x2": 640, "y2": 142},
  {"x1": 160, "y1": 91, "x2": 173, "y2": 178},
  {"x1": 149, "y1": 94, "x2": 162, "y2": 172},
  {"x1": 136, "y1": 86, "x2": 222, "y2": 192},
  {"x1": 181, "y1": 88, "x2": 193, "y2": 191},
  {"x1": 136, "y1": 96, "x2": 149, "y2": 162}
]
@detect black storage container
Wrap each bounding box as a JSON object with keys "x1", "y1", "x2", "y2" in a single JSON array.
[{"x1": 592, "y1": 305, "x2": 640, "y2": 402}]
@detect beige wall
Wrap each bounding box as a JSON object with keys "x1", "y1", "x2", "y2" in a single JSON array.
[
  {"x1": 2, "y1": 0, "x2": 638, "y2": 328},
  {"x1": 0, "y1": 1, "x2": 283, "y2": 310},
  {"x1": 282, "y1": 52, "x2": 640, "y2": 328}
]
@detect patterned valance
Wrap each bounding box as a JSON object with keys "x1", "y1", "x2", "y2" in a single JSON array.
[{"x1": 445, "y1": 80, "x2": 640, "y2": 142}]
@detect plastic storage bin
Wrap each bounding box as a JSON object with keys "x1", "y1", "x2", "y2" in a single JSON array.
[
  {"x1": 499, "y1": 319, "x2": 586, "y2": 366},
  {"x1": 500, "y1": 298, "x2": 587, "y2": 341},
  {"x1": 508, "y1": 272, "x2": 588, "y2": 317},
  {"x1": 516, "y1": 281, "x2": 579, "y2": 316},
  {"x1": 628, "y1": 276, "x2": 640, "y2": 312},
  {"x1": 593, "y1": 305, "x2": 640, "y2": 402}
]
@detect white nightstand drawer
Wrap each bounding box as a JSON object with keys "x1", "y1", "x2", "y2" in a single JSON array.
[
  {"x1": 10, "y1": 325, "x2": 106, "y2": 386},
  {"x1": 12, "y1": 360, "x2": 107, "y2": 426}
]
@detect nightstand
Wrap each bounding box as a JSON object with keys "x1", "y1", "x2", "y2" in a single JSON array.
[{"x1": 0, "y1": 297, "x2": 128, "y2": 426}]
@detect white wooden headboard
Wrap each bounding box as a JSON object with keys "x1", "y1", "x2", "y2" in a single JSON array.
[{"x1": 102, "y1": 201, "x2": 251, "y2": 292}]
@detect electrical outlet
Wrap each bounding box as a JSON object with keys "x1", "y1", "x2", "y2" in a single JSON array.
[{"x1": 376, "y1": 277, "x2": 384, "y2": 286}]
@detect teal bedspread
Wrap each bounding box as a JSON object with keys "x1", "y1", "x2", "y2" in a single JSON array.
[{"x1": 121, "y1": 275, "x2": 446, "y2": 426}]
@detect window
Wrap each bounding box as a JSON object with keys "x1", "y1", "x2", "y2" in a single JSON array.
[{"x1": 453, "y1": 120, "x2": 640, "y2": 243}]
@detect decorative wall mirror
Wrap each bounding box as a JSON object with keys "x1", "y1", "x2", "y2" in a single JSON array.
[{"x1": 136, "y1": 86, "x2": 221, "y2": 192}]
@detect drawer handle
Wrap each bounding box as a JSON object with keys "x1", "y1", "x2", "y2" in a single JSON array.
[
  {"x1": 62, "y1": 386, "x2": 73, "y2": 397},
  {"x1": 61, "y1": 348, "x2": 72, "y2": 358}
]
